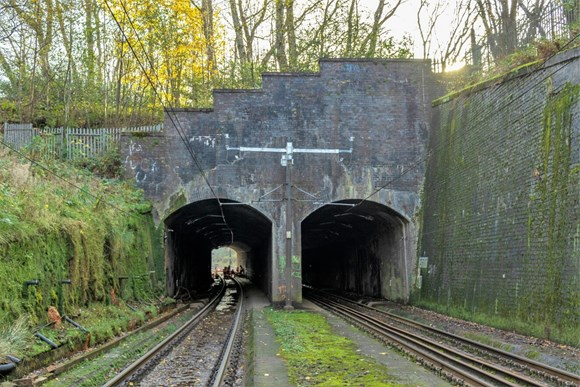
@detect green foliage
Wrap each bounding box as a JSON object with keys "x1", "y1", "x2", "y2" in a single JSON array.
[
  {"x1": 0, "y1": 316, "x2": 32, "y2": 361},
  {"x1": 0, "y1": 148, "x2": 163, "y2": 336},
  {"x1": 265, "y1": 308, "x2": 396, "y2": 386},
  {"x1": 74, "y1": 146, "x2": 123, "y2": 179}
]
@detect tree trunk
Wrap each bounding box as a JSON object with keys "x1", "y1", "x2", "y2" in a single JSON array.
[
  {"x1": 285, "y1": 0, "x2": 297, "y2": 68},
  {"x1": 202, "y1": 0, "x2": 215, "y2": 69},
  {"x1": 274, "y1": 0, "x2": 288, "y2": 70}
]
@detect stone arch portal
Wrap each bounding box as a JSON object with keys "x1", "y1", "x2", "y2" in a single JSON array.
[
  {"x1": 301, "y1": 200, "x2": 411, "y2": 303},
  {"x1": 164, "y1": 199, "x2": 273, "y2": 299}
]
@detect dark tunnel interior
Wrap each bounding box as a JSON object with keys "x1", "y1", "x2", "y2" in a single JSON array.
[
  {"x1": 302, "y1": 200, "x2": 409, "y2": 301},
  {"x1": 164, "y1": 199, "x2": 272, "y2": 298}
]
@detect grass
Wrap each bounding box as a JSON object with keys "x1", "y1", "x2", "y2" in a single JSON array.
[
  {"x1": 523, "y1": 349, "x2": 541, "y2": 360},
  {"x1": 0, "y1": 300, "x2": 169, "y2": 384},
  {"x1": 463, "y1": 332, "x2": 514, "y2": 352},
  {"x1": 0, "y1": 317, "x2": 32, "y2": 363},
  {"x1": 414, "y1": 300, "x2": 580, "y2": 347},
  {"x1": 264, "y1": 308, "x2": 397, "y2": 386},
  {"x1": 0, "y1": 146, "x2": 162, "y2": 335},
  {"x1": 42, "y1": 308, "x2": 195, "y2": 387}
]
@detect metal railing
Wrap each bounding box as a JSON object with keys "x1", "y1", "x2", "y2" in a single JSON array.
[{"x1": 2, "y1": 123, "x2": 162, "y2": 160}]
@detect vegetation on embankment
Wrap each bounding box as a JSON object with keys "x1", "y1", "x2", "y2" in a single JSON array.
[
  {"x1": 0, "y1": 144, "x2": 163, "y2": 364},
  {"x1": 265, "y1": 308, "x2": 396, "y2": 386}
]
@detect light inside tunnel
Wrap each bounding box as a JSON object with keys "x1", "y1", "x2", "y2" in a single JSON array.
[
  {"x1": 302, "y1": 199, "x2": 410, "y2": 302},
  {"x1": 164, "y1": 199, "x2": 272, "y2": 298},
  {"x1": 211, "y1": 247, "x2": 238, "y2": 272}
]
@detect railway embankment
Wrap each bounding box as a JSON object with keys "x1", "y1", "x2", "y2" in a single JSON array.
[{"x1": 0, "y1": 147, "x2": 164, "y2": 380}]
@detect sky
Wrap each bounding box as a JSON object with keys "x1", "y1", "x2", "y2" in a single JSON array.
[
  {"x1": 361, "y1": 0, "x2": 467, "y2": 69},
  {"x1": 211, "y1": 0, "x2": 467, "y2": 69}
]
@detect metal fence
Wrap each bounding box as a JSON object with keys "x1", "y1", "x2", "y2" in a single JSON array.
[
  {"x1": 432, "y1": 0, "x2": 578, "y2": 73},
  {"x1": 2, "y1": 123, "x2": 162, "y2": 160},
  {"x1": 533, "y1": 0, "x2": 578, "y2": 42}
]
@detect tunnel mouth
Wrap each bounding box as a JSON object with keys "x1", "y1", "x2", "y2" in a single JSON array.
[
  {"x1": 164, "y1": 199, "x2": 272, "y2": 296},
  {"x1": 302, "y1": 199, "x2": 409, "y2": 300}
]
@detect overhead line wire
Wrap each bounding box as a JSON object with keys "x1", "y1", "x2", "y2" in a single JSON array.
[
  {"x1": 109, "y1": 0, "x2": 216, "y2": 198},
  {"x1": 348, "y1": 32, "x2": 580, "y2": 212},
  {"x1": 103, "y1": 0, "x2": 235, "y2": 244},
  {"x1": 0, "y1": 139, "x2": 133, "y2": 216}
]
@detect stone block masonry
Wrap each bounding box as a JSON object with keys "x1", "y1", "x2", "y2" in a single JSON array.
[{"x1": 418, "y1": 47, "x2": 579, "y2": 332}]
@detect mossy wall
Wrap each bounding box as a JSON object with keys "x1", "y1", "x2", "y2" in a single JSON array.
[
  {"x1": 417, "y1": 48, "x2": 579, "y2": 337},
  {"x1": 0, "y1": 154, "x2": 163, "y2": 327}
]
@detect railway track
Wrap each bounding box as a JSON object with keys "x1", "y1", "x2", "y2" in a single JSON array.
[
  {"x1": 305, "y1": 287, "x2": 580, "y2": 387},
  {"x1": 103, "y1": 277, "x2": 245, "y2": 386}
]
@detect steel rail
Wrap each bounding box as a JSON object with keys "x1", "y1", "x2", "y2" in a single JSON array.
[
  {"x1": 103, "y1": 278, "x2": 227, "y2": 387},
  {"x1": 210, "y1": 277, "x2": 245, "y2": 387},
  {"x1": 309, "y1": 287, "x2": 580, "y2": 386},
  {"x1": 307, "y1": 292, "x2": 548, "y2": 387}
]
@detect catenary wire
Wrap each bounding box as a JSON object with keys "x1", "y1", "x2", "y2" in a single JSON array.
[
  {"x1": 103, "y1": 0, "x2": 235, "y2": 244},
  {"x1": 347, "y1": 32, "x2": 579, "y2": 212}
]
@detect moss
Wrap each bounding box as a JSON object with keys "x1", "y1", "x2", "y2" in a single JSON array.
[
  {"x1": 530, "y1": 82, "x2": 579, "y2": 327},
  {"x1": 0, "y1": 152, "x2": 162, "y2": 331},
  {"x1": 265, "y1": 308, "x2": 396, "y2": 386},
  {"x1": 168, "y1": 190, "x2": 187, "y2": 214},
  {"x1": 418, "y1": 59, "x2": 578, "y2": 343},
  {"x1": 433, "y1": 60, "x2": 541, "y2": 106}
]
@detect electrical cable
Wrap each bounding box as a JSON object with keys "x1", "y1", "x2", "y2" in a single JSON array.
[
  {"x1": 102, "y1": 0, "x2": 578, "y2": 243},
  {"x1": 0, "y1": 138, "x2": 133, "y2": 216},
  {"x1": 347, "y1": 32, "x2": 579, "y2": 212},
  {"x1": 103, "y1": 0, "x2": 235, "y2": 245}
]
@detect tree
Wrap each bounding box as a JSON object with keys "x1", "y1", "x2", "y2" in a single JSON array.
[
  {"x1": 417, "y1": 0, "x2": 445, "y2": 60},
  {"x1": 0, "y1": 0, "x2": 417, "y2": 125},
  {"x1": 475, "y1": 0, "x2": 519, "y2": 62},
  {"x1": 101, "y1": 0, "x2": 225, "y2": 107},
  {"x1": 364, "y1": 0, "x2": 403, "y2": 56},
  {"x1": 519, "y1": 0, "x2": 547, "y2": 44}
]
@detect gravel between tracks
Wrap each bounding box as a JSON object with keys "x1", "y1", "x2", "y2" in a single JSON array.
[
  {"x1": 136, "y1": 285, "x2": 239, "y2": 386},
  {"x1": 371, "y1": 300, "x2": 579, "y2": 375}
]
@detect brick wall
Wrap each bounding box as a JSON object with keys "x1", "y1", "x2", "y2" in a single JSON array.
[
  {"x1": 418, "y1": 48, "x2": 579, "y2": 332},
  {"x1": 123, "y1": 59, "x2": 439, "y2": 225},
  {"x1": 121, "y1": 58, "x2": 439, "y2": 303}
]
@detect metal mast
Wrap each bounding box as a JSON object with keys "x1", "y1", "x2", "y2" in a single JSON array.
[{"x1": 225, "y1": 135, "x2": 354, "y2": 309}]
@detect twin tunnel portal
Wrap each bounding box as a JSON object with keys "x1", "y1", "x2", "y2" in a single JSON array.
[
  {"x1": 125, "y1": 59, "x2": 437, "y2": 307},
  {"x1": 164, "y1": 196, "x2": 411, "y2": 307}
]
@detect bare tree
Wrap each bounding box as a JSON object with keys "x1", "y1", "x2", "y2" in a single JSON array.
[
  {"x1": 475, "y1": 0, "x2": 519, "y2": 62},
  {"x1": 274, "y1": 0, "x2": 288, "y2": 69},
  {"x1": 435, "y1": 0, "x2": 476, "y2": 71},
  {"x1": 416, "y1": 0, "x2": 445, "y2": 59},
  {"x1": 519, "y1": 0, "x2": 547, "y2": 44},
  {"x1": 363, "y1": 0, "x2": 403, "y2": 56}
]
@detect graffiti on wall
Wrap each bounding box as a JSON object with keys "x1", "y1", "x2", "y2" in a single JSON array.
[
  {"x1": 125, "y1": 140, "x2": 160, "y2": 187},
  {"x1": 189, "y1": 135, "x2": 217, "y2": 148}
]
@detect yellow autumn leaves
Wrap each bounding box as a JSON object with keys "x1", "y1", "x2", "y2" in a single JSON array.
[{"x1": 103, "y1": 0, "x2": 224, "y2": 108}]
